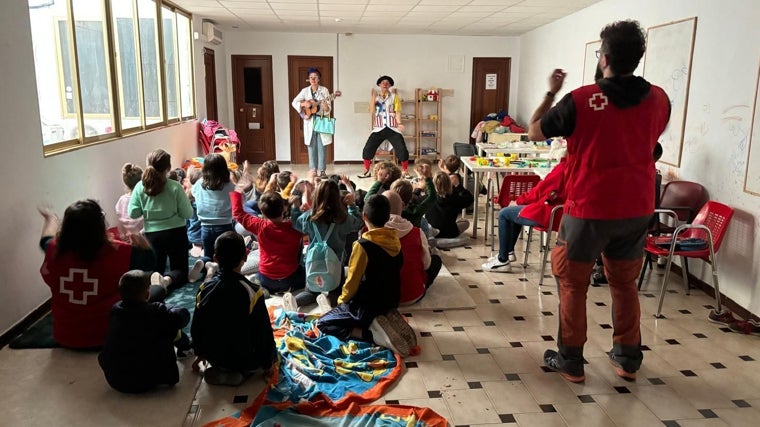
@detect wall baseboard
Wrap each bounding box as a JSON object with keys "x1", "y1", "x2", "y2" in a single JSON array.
[
  {"x1": 0, "y1": 299, "x2": 51, "y2": 349},
  {"x1": 664, "y1": 264, "x2": 757, "y2": 321}
]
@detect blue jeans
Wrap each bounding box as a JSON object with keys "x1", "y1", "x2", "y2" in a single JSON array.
[
  {"x1": 498, "y1": 205, "x2": 540, "y2": 260},
  {"x1": 308, "y1": 132, "x2": 326, "y2": 171},
  {"x1": 257, "y1": 265, "x2": 306, "y2": 294},
  {"x1": 201, "y1": 223, "x2": 235, "y2": 263}
]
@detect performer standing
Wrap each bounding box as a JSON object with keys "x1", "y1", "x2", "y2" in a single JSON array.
[
  {"x1": 357, "y1": 76, "x2": 411, "y2": 179},
  {"x1": 292, "y1": 67, "x2": 332, "y2": 180}
]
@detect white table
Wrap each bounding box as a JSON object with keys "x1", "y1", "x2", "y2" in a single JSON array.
[
  {"x1": 476, "y1": 142, "x2": 551, "y2": 157},
  {"x1": 461, "y1": 156, "x2": 537, "y2": 239}
]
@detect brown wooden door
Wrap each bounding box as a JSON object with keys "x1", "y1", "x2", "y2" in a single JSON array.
[
  {"x1": 203, "y1": 48, "x2": 218, "y2": 121},
  {"x1": 470, "y1": 58, "x2": 511, "y2": 141},
  {"x1": 231, "y1": 55, "x2": 276, "y2": 164},
  {"x1": 288, "y1": 56, "x2": 334, "y2": 164}
]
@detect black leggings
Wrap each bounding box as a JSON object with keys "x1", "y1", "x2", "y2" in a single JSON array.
[
  {"x1": 144, "y1": 226, "x2": 189, "y2": 288},
  {"x1": 361, "y1": 128, "x2": 409, "y2": 162}
]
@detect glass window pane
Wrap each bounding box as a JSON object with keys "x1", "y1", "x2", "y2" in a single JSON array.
[
  {"x1": 138, "y1": 0, "x2": 162, "y2": 125},
  {"x1": 111, "y1": 1, "x2": 142, "y2": 129},
  {"x1": 176, "y1": 13, "x2": 194, "y2": 118},
  {"x1": 161, "y1": 6, "x2": 178, "y2": 120},
  {"x1": 29, "y1": 0, "x2": 80, "y2": 145},
  {"x1": 71, "y1": 0, "x2": 115, "y2": 137},
  {"x1": 112, "y1": 0, "x2": 141, "y2": 129}
]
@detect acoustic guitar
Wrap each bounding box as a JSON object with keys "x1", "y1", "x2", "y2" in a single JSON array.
[{"x1": 301, "y1": 91, "x2": 341, "y2": 119}]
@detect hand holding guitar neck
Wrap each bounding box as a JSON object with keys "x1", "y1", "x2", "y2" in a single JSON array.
[{"x1": 301, "y1": 91, "x2": 341, "y2": 119}]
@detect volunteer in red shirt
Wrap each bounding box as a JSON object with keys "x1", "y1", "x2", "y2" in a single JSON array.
[{"x1": 527, "y1": 20, "x2": 670, "y2": 383}]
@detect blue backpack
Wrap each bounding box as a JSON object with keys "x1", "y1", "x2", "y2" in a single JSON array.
[{"x1": 304, "y1": 223, "x2": 342, "y2": 292}]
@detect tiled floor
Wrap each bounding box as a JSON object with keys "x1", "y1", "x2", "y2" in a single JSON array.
[{"x1": 2, "y1": 164, "x2": 760, "y2": 426}]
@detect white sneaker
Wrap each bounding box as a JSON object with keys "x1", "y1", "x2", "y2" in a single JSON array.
[
  {"x1": 188, "y1": 259, "x2": 204, "y2": 283},
  {"x1": 282, "y1": 292, "x2": 297, "y2": 313},
  {"x1": 482, "y1": 256, "x2": 511, "y2": 273},
  {"x1": 508, "y1": 251, "x2": 517, "y2": 263},
  {"x1": 316, "y1": 293, "x2": 332, "y2": 314},
  {"x1": 204, "y1": 262, "x2": 218, "y2": 279},
  {"x1": 429, "y1": 226, "x2": 440, "y2": 238}
]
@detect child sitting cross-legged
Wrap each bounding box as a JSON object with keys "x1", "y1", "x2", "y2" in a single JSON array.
[
  {"x1": 191, "y1": 232, "x2": 276, "y2": 386},
  {"x1": 383, "y1": 190, "x2": 441, "y2": 305},
  {"x1": 424, "y1": 172, "x2": 474, "y2": 246},
  {"x1": 230, "y1": 168, "x2": 308, "y2": 302},
  {"x1": 316, "y1": 195, "x2": 416, "y2": 357},
  {"x1": 289, "y1": 175, "x2": 364, "y2": 312},
  {"x1": 98, "y1": 270, "x2": 191, "y2": 393}
]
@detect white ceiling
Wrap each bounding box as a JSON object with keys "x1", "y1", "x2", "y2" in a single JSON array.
[{"x1": 174, "y1": 0, "x2": 602, "y2": 36}]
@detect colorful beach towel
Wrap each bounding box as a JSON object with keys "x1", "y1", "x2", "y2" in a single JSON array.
[{"x1": 203, "y1": 308, "x2": 447, "y2": 427}]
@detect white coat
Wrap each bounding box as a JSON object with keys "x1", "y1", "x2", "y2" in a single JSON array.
[{"x1": 291, "y1": 85, "x2": 333, "y2": 146}]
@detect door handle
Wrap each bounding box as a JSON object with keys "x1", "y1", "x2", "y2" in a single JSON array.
[{"x1": 239, "y1": 108, "x2": 244, "y2": 112}]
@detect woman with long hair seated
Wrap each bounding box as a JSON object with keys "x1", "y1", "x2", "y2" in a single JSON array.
[{"x1": 38, "y1": 199, "x2": 157, "y2": 349}]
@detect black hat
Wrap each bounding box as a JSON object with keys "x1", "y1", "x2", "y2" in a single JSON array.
[{"x1": 376, "y1": 75, "x2": 394, "y2": 86}]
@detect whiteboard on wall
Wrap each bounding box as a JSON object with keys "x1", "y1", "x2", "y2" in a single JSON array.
[
  {"x1": 583, "y1": 40, "x2": 601, "y2": 85},
  {"x1": 642, "y1": 17, "x2": 697, "y2": 167},
  {"x1": 745, "y1": 61, "x2": 760, "y2": 196}
]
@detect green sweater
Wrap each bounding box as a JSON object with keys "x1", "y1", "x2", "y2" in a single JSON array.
[
  {"x1": 128, "y1": 179, "x2": 194, "y2": 233},
  {"x1": 365, "y1": 178, "x2": 436, "y2": 227}
]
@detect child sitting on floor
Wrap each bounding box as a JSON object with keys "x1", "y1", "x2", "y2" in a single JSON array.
[
  {"x1": 364, "y1": 161, "x2": 402, "y2": 202},
  {"x1": 230, "y1": 174, "x2": 307, "y2": 300},
  {"x1": 424, "y1": 172, "x2": 474, "y2": 245},
  {"x1": 184, "y1": 166, "x2": 203, "y2": 258},
  {"x1": 98, "y1": 270, "x2": 191, "y2": 393},
  {"x1": 383, "y1": 191, "x2": 441, "y2": 305},
  {"x1": 289, "y1": 176, "x2": 364, "y2": 311},
  {"x1": 191, "y1": 232, "x2": 276, "y2": 386},
  {"x1": 115, "y1": 163, "x2": 144, "y2": 240},
  {"x1": 316, "y1": 195, "x2": 416, "y2": 357}
]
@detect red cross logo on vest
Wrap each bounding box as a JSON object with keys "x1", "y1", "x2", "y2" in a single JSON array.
[
  {"x1": 589, "y1": 92, "x2": 609, "y2": 111},
  {"x1": 59, "y1": 268, "x2": 99, "y2": 305}
]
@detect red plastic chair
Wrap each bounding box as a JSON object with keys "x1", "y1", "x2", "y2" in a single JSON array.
[
  {"x1": 640, "y1": 201, "x2": 734, "y2": 318},
  {"x1": 522, "y1": 204, "x2": 564, "y2": 286},
  {"x1": 488, "y1": 174, "x2": 541, "y2": 251}
]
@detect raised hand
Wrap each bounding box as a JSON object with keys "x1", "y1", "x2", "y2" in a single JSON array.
[
  {"x1": 343, "y1": 192, "x2": 355, "y2": 206},
  {"x1": 548, "y1": 69, "x2": 567, "y2": 94}
]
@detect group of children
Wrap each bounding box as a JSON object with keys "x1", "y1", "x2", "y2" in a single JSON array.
[{"x1": 45, "y1": 147, "x2": 479, "y2": 392}]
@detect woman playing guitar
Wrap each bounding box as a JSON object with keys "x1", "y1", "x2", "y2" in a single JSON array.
[{"x1": 291, "y1": 68, "x2": 338, "y2": 179}]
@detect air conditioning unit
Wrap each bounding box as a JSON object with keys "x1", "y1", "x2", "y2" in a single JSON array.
[{"x1": 202, "y1": 22, "x2": 223, "y2": 45}]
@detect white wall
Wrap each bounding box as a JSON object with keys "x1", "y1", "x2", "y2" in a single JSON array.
[
  {"x1": 0, "y1": 0, "x2": 201, "y2": 336},
  {"x1": 516, "y1": 0, "x2": 760, "y2": 313},
  {"x1": 192, "y1": 16, "x2": 229, "y2": 126},
  {"x1": 223, "y1": 31, "x2": 521, "y2": 161}
]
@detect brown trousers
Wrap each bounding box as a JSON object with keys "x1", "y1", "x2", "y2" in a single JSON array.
[{"x1": 551, "y1": 214, "x2": 650, "y2": 369}]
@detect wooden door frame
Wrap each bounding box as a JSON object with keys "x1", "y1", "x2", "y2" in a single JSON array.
[
  {"x1": 287, "y1": 56, "x2": 334, "y2": 165},
  {"x1": 203, "y1": 47, "x2": 218, "y2": 121},
  {"x1": 231, "y1": 55, "x2": 275, "y2": 164},
  {"x1": 470, "y1": 57, "x2": 511, "y2": 140}
]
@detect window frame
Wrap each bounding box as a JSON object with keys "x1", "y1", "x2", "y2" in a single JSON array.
[{"x1": 33, "y1": 0, "x2": 196, "y2": 156}]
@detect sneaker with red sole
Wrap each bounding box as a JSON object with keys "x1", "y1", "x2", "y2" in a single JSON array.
[
  {"x1": 708, "y1": 309, "x2": 737, "y2": 326},
  {"x1": 729, "y1": 319, "x2": 760, "y2": 336},
  {"x1": 384, "y1": 309, "x2": 417, "y2": 349},
  {"x1": 543, "y1": 349, "x2": 585, "y2": 383},
  {"x1": 608, "y1": 352, "x2": 637, "y2": 381}
]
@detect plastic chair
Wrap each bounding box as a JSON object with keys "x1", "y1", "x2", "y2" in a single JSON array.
[
  {"x1": 640, "y1": 201, "x2": 734, "y2": 318},
  {"x1": 522, "y1": 204, "x2": 564, "y2": 286},
  {"x1": 488, "y1": 174, "x2": 541, "y2": 251},
  {"x1": 653, "y1": 180, "x2": 708, "y2": 234},
  {"x1": 640, "y1": 180, "x2": 709, "y2": 286}
]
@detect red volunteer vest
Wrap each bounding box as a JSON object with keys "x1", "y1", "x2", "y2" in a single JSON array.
[
  {"x1": 564, "y1": 83, "x2": 670, "y2": 219},
  {"x1": 398, "y1": 228, "x2": 426, "y2": 304},
  {"x1": 40, "y1": 239, "x2": 131, "y2": 348}
]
